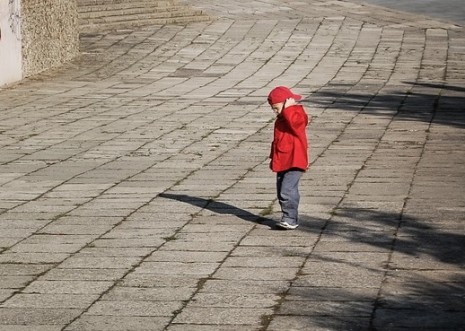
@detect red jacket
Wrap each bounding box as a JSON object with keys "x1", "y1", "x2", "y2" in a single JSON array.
[{"x1": 270, "y1": 104, "x2": 309, "y2": 172}]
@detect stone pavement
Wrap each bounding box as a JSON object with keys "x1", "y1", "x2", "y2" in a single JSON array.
[{"x1": 0, "y1": 0, "x2": 464, "y2": 330}]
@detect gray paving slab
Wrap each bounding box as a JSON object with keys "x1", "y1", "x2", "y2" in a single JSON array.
[
  {"x1": 356, "y1": 0, "x2": 465, "y2": 26},
  {"x1": 1, "y1": 0, "x2": 465, "y2": 330}
]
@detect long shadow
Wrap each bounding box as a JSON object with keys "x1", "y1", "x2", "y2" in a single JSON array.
[
  {"x1": 408, "y1": 81, "x2": 465, "y2": 93},
  {"x1": 279, "y1": 208, "x2": 465, "y2": 330},
  {"x1": 158, "y1": 193, "x2": 275, "y2": 228},
  {"x1": 280, "y1": 272, "x2": 465, "y2": 330},
  {"x1": 327, "y1": 208, "x2": 465, "y2": 265},
  {"x1": 160, "y1": 193, "x2": 465, "y2": 264},
  {"x1": 304, "y1": 82, "x2": 465, "y2": 128}
]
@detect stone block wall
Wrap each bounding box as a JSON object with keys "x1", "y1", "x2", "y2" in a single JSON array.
[
  {"x1": 1, "y1": 0, "x2": 207, "y2": 87},
  {"x1": 0, "y1": 0, "x2": 79, "y2": 87},
  {"x1": 21, "y1": 0, "x2": 79, "y2": 78}
]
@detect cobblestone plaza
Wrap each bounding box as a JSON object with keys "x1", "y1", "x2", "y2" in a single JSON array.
[{"x1": 0, "y1": 0, "x2": 464, "y2": 330}]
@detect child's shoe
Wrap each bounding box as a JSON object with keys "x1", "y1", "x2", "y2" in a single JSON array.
[{"x1": 276, "y1": 221, "x2": 299, "y2": 230}]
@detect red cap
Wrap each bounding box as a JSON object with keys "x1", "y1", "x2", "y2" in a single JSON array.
[{"x1": 267, "y1": 86, "x2": 302, "y2": 105}]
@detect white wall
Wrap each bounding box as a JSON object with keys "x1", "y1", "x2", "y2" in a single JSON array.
[{"x1": 0, "y1": 0, "x2": 22, "y2": 87}]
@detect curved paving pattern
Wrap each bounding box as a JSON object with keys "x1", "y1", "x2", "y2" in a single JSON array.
[{"x1": 0, "y1": 0, "x2": 464, "y2": 330}]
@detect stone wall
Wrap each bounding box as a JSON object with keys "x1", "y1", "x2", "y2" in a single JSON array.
[
  {"x1": 0, "y1": 0, "x2": 79, "y2": 87},
  {"x1": 1, "y1": 0, "x2": 206, "y2": 87},
  {"x1": 21, "y1": 0, "x2": 79, "y2": 78}
]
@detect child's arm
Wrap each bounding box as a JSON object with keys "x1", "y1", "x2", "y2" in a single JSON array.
[{"x1": 281, "y1": 106, "x2": 308, "y2": 135}]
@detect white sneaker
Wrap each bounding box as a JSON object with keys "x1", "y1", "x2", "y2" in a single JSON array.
[{"x1": 276, "y1": 221, "x2": 299, "y2": 230}]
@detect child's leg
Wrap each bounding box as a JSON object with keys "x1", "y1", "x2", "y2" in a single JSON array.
[{"x1": 277, "y1": 169, "x2": 303, "y2": 225}]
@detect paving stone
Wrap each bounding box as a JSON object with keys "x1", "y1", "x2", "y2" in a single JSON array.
[
  {"x1": 239, "y1": 235, "x2": 319, "y2": 247},
  {"x1": 17, "y1": 234, "x2": 97, "y2": 245},
  {"x1": 0, "y1": 326, "x2": 62, "y2": 331},
  {"x1": 231, "y1": 245, "x2": 313, "y2": 257},
  {"x1": 214, "y1": 267, "x2": 299, "y2": 281},
  {"x1": 279, "y1": 299, "x2": 373, "y2": 317},
  {"x1": 101, "y1": 287, "x2": 195, "y2": 302},
  {"x1": 89, "y1": 238, "x2": 166, "y2": 248},
  {"x1": 0, "y1": 308, "x2": 81, "y2": 325},
  {"x1": 306, "y1": 252, "x2": 390, "y2": 267},
  {"x1": 120, "y1": 275, "x2": 199, "y2": 288},
  {"x1": 267, "y1": 315, "x2": 371, "y2": 331},
  {"x1": 133, "y1": 261, "x2": 218, "y2": 277},
  {"x1": 159, "y1": 241, "x2": 237, "y2": 252},
  {"x1": 78, "y1": 247, "x2": 154, "y2": 257},
  {"x1": 167, "y1": 326, "x2": 258, "y2": 331},
  {"x1": 294, "y1": 266, "x2": 385, "y2": 288},
  {"x1": 172, "y1": 307, "x2": 272, "y2": 325},
  {"x1": 64, "y1": 315, "x2": 170, "y2": 331},
  {"x1": 373, "y1": 309, "x2": 465, "y2": 329},
  {"x1": 85, "y1": 300, "x2": 183, "y2": 317},
  {"x1": 0, "y1": 264, "x2": 50, "y2": 276},
  {"x1": 40, "y1": 268, "x2": 128, "y2": 281},
  {"x1": 174, "y1": 231, "x2": 245, "y2": 242},
  {"x1": 0, "y1": 253, "x2": 70, "y2": 264},
  {"x1": 2, "y1": 293, "x2": 99, "y2": 309},
  {"x1": 59, "y1": 255, "x2": 141, "y2": 269},
  {"x1": 0, "y1": 276, "x2": 35, "y2": 289},
  {"x1": 199, "y1": 279, "x2": 290, "y2": 294},
  {"x1": 287, "y1": 286, "x2": 379, "y2": 302},
  {"x1": 9, "y1": 243, "x2": 86, "y2": 253},
  {"x1": 23, "y1": 280, "x2": 113, "y2": 294},
  {"x1": 220, "y1": 256, "x2": 304, "y2": 268},
  {"x1": 145, "y1": 250, "x2": 228, "y2": 263},
  {"x1": 0, "y1": 290, "x2": 15, "y2": 302}
]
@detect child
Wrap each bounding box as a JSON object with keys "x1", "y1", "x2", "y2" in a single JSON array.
[{"x1": 267, "y1": 86, "x2": 309, "y2": 230}]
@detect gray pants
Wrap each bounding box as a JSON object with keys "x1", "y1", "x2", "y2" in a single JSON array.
[{"x1": 276, "y1": 169, "x2": 303, "y2": 225}]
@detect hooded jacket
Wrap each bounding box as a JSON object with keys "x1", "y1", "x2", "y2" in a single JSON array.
[{"x1": 270, "y1": 104, "x2": 309, "y2": 172}]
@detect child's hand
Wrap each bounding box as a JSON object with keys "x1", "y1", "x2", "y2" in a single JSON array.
[{"x1": 271, "y1": 98, "x2": 298, "y2": 116}]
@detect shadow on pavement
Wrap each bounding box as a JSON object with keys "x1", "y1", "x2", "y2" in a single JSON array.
[
  {"x1": 158, "y1": 193, "x2": 275, "y2": 228},
  {"x1": 305, "y1": 82, "x2": 465, "y2": 129},
  {"x1": 324, "y1": 208, "x2": 465, "y2": 265},
  {"x1": 282, "y1": 272, "x2": 465, "y2": 330},
  {"x1": 160, "y1": 193, "x2": 465, "y2": 265},
  {"x1": 293, "y1": 208, "x2": 465, "y2": 330}
]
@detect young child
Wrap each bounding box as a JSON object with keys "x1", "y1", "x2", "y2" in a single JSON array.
[{"x1": 267, "y1": 86, "x2": 309, "y2": 230}]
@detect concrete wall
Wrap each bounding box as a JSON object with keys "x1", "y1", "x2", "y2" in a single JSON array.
[
  {"x1": 0, "y1": 0, "x2": 22, "y2": 86},
  {"x1": 0, "y1": 0, "x2": 79, "y2": 87}
]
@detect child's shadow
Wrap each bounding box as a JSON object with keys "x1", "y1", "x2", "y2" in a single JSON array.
[{"x1": 159, "y1": 193, "x2": 275, "y2": 228}]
